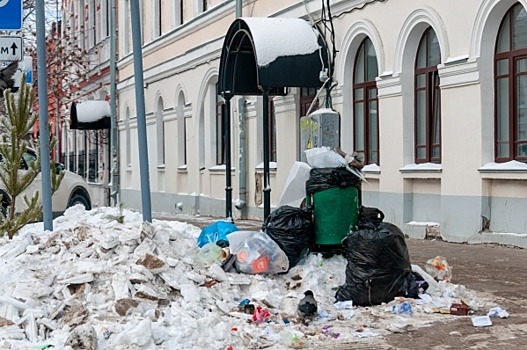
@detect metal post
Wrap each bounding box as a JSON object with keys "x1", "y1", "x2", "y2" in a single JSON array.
[
  {"x1": 36, "y1": 0, "x2": 53, "y2": 230},
  {"x1": 262, "y1": 90, "x2": 271, "y2": 219},
  {"x1": 109, "y1": 0, "x2": 119, "y2": 206},
  {"x1": 224, "y1": 96, "x2": 232, "y2": 219},
  {"x1": 130, "y1": 0, "x2": 152, "y2": 222},
  {"x1": 55, "y1": 0, "x2": 60, "y2": 162},
  {"x1": 236, "y1": 0, "x2": 242, "y2": 18}
]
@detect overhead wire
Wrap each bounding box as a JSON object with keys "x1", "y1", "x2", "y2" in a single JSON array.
[{"x1": 303, "y1": 0, "x2": 387, "y2": 111}]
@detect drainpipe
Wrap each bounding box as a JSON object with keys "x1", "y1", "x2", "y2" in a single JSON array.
[{"x1": 236, "y1": 98, "x2": 247, "y2": 218}]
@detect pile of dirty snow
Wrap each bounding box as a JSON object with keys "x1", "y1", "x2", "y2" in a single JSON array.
[{"x1": 0, "y1": 206, "x2": 497, "y2": 349}]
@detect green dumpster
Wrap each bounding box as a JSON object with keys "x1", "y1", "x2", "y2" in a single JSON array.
[{"x1": 305, "y1": 168, "x2": 362, "y2": 252}]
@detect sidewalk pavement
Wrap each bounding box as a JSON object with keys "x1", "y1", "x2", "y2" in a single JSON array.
[{"x1": 154, "y1": 213, "x2": 527, "y2": 349}]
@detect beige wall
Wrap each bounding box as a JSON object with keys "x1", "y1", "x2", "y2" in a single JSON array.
[{"x1": 115, "y1": 0, "x2": 527, "y2": 244}]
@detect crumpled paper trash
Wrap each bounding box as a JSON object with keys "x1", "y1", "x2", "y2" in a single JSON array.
[{"x1": 488, "y1": 307, "x2": 509, "y2": 318}]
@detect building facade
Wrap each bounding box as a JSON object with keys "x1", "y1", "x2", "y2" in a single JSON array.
[
  {"x1": 60, "y1": 0, "x2": 115, "y2": 208},
  {"x1": 77, "y1": 0, "x2": 526, "y2": 247}
]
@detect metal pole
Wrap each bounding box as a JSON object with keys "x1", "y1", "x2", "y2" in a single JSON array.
[
  {"x1": 55, "y1": 0, "x2": 60, "y2": 162},
  {"x1": 109, "y1": 0, "x2": 119, "y2": 206},
  {"x1": 130, "y1": 0, "x2": 152, "y2": 222},
  {"x1": 224, "y1": 96, "x2": 232, "y2": 219},
  {"x1": 262, "y1": 90, "x2": 271, "y2": 219},
  {"x1": 236, "y1": 0, "x2": 242, "y2": 18},
  {"x1": 36, "y1": 0, "x2": 53, "y2": 230}
]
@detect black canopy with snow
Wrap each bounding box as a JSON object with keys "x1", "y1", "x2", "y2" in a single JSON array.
[
  {"x1": 219, "y1": 17, "x2": 329, "y2": 95},
  {"x1": 218, "y1": 17, "x2": 329, "y2": 220},
  {"x1": 70, "y1": 100, "x2": 111, "y2": 130}
]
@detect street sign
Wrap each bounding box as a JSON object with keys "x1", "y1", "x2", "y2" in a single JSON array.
[
  {"x1": 0, "y1": 36, "x2": 23, "y2": 62},
  {"x1": 0, "y1": 0, "x2": 23, "y2": 31}
]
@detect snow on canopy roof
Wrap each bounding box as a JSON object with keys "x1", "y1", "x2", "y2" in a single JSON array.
[
  {"x1": 70, "y1": 100, "x2": 111, "y2": 130},
  {"x1": 241, "y1": 17, "x2": 321, "y2": 67}
]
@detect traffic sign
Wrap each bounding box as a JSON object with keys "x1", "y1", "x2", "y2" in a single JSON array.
[
  {"x1": 0, "y1": 0, "x2": 23, "y2": 31},
  {"x1": 0, "y1": 36, "x2": 23, "y2": 62}
]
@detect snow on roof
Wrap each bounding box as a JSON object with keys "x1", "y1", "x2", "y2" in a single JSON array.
[
  {"x1": 242, "y1": 17, "x2": 321, "y2": 67},
  {"x1": 75, "y1": 100, "x2": 111, "y2": 123}
]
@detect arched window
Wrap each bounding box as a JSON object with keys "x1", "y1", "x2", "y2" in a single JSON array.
[
  {"x1": 177, "y1": 92, "x2": 187, "y2": 167},
  {"x1": 495, "y1": 4, "x2": 527, "y2": 162},
  {"x1": 156, "y1": 97, "x2": 165, "y2": 166},
  {"x1": 125, "y1": 107, "x2": 131, "y2": 167},
  {"x1": 415, "y1": 28, "x2": 441, "y2": 163},
  {"x1": 216, "y1": 86, "x2": 226, "y2": 165},
  {"x1": 353, "y1": 37, "x2": 379, "y2": 165}
]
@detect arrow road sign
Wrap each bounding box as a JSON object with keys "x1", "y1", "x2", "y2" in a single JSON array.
[
  {"x1": 0, "y1": 36, "x2": 23, "y2": 62},
  {"x1": 0, "y1": 0, "x2": 23, "y2": 31}
]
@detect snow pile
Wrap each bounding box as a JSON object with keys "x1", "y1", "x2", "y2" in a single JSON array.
[{"x1": 0, "y1": 206, "x2": 496, "y2": 349}]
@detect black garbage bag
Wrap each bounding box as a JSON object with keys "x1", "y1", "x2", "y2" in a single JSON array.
[
  {"x1": 305, "y1": 168, "x2": 361, "y2": 195},
  {"x1": 335, "y1": 217, "x2": 418, "y2": 306},
  {"x1": 262, "y1": 205, "x2": 313, "y2": 269},
  {"x1": 357, "y1": 206, "x2": 385, "y2": 229}
]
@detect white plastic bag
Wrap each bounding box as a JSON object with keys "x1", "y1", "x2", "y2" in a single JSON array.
[
  {"x1": 304, "y1": 147, "x2": 347, "y2": 168},
  {"x1": 278, "y1": 161, "x2": 312, "y2": 207},
  {"x1": 228, "y1": 231, "x2": 289, "y2": 274}
]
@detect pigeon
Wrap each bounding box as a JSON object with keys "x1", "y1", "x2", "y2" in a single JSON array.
[
  {"x1": 0, "y1": 61, "x2": 18, "y2": 97},
  {"x1": 297, "y1": 290, "x2": 318, "y2": 321}
]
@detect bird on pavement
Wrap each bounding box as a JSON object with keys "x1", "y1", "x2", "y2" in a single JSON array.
[
  {"x1": 0, "y1": 61, "x2": 18, "y2": 98},
  {"x1": 297, "y1": 290, "x2": 318, "y2": 322}
]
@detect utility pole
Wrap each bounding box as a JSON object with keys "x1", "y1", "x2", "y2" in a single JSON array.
[
  {"x1": 109, "y1": 0, "x2": 119, "y2": 206},
  {"x1": 130, "y1": 0, "x2": 152, "y2": 222},
  {"x1": 36, "y1": 0, "x2": 53, "y2": 230}
]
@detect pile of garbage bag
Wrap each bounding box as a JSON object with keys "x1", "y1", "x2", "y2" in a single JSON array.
[
  {"x1": 335, "y1": 206, "x2": 418, "y2": 305},
  {"x1": 262, "y1": 205, "x2": 313, "y2": 270}
]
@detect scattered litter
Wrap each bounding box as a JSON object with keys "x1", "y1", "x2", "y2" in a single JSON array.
[
  {"x1": 488, "y1": 307, "x2": 509, "y2": 318},
  {"x1": 471, "y1": 315, "x2": 493, "y2": 327},
  {"x1": 334, "y1": 300, "x2": 354, "y2": 309},
  {"x1": 322, "y1": 325, "x2": 340, "y2": 338},
  {"x1": 386, "y1": 323, "x2": 413, "y2": 333},
  {"x1": 197, "y1": 221, "x2": 238, "y2": 248},
  {"x1": 197, "y1": 242, "x2": 223, "y2": 266},
  {"x1": 0, "y1": 205, "x2": 502, "y2": 349},
  {"x1": 280, "y1": 329, "x2": 305, "y2": 348},
  {"x1": 352, "y1": 329, "x2": 380, "y2": 338},
  {"x1": 228, "y1": 231, "x2": 289, "y2": 274},
  {"x1": 252, "y1": 306, "x2": 271, "y2": 324},
  {"x1": 425, "y1": 256, "x2": 452, "y2": 282},
  {"x1": 450, "y1": 302, "x2": 471, "y2": 316},
  {"x1": 334, "y1": 301, "x2": 355, "y2": 319},
  {"x1": 392, "y1": 301, "x2": 413, "y2": 316}
]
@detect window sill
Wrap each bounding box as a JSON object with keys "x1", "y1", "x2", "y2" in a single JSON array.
[
  {"x1": 177, "y1": 165, "x2": 188, "y2": 172},
  {"x1": 126, "y1": 165, "x2": 132, "y2": 172},
  {"x1": 208, "y1": 165, "x2": 236, "y2": 172},
  {"x1": 363, "y1": 164, "x2": 380, "y2": 179},
  {"x1": 255, "y1": 162, "x2": 277, "y2": 171},
  {"x1": 400, "y1": 163, "x2": 442, "y2": 179},
  {"x1": 479, "y1": 161, "x2": 527, "y2": 179},
  {"x1": 157, "y1": 165, "x2": 166, "y2": 172}
]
